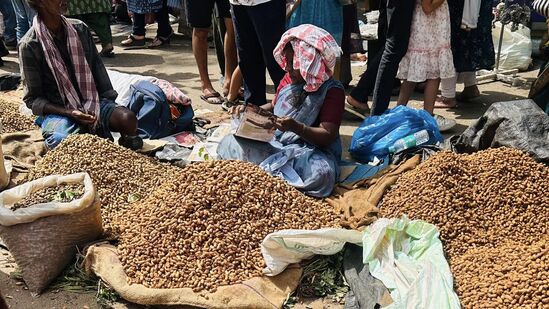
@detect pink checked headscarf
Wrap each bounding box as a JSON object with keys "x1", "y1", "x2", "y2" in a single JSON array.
[{"x1": 273, "y1": 24, "x2": 342, "y2": 92}]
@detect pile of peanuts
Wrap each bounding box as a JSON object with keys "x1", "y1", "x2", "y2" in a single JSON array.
[
  {"x1": 28, "y1": 134, "x2": 178, "y2": 237},
  {"x1": 11, "y1": 183, "x2": 84, "y2": 211},
  {"x1": 118, "y1": 160, "x2": 339, "y2": 292},
  {"x1": 0, "y1": 97, "x2": 37, "y2": 133},
  {"x1": 381, "y1": 147, "x2": 548, "y2": 308}
]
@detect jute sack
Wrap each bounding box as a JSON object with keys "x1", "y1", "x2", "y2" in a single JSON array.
[
  {"x1": 83, "y1": 243, "x2": 302, "y2": 309},
  {"x1": 0, "y1": 173, "x2": 102, "y2": 294}
]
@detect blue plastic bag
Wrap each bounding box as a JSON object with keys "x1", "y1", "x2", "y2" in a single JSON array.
[{"x1": 349, "y1": 106, "x2": 443, "y2": 162}]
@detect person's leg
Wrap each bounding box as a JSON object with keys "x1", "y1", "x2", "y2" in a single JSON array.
[
  {"x1": 121, "y1": 12, "x2": 146, "y2": 46},
  {"x1": 247, "y1": 0, "x2": 286, "y2": 90},
  {"x1": 10, "y1": 0, "x2": 33, "y2": 42},
  {"x1": 227, "y1": 66, "x2": 243, "y2": 102},
  {"x1": 155, "y1": 0, "x2": 172, "y2": 38},
  {"x1": 348, "y1": 0, "x2": 388, "y2": 108},
  {"x1": 99, "y1": 100, "x2": 142, "y2": 149},
  {"x1": 232, "y1": 4, "x2": 267, "y2": 105},
  {"x1": 216, "y1": 0, "x2": 237, "y2": 96},
  {"x1": 223, "y1": 17, "x2": 237, "y2": 96},
  {"x1": 436, "y1": 75, "x2": 458, "y2": 108},
  {"x1": 0, "y1": 0, "x2": 16, "y2": 45},
  {"x1": 37, "y1": 114, "x2": 83, "y2": 150},
  {"x1": 456, "y1": 71, "x2": 480, "y2": 101},
  {"x1": 370, "y1": 0, "x2": 415, "y2": 115},
  {"x1": 77, "y1": 13, "x2": 113, "y2": 53},
  {"x1": 423, "y1": 79, "x2": 440, "y2": 114},
  {"x1": 397, "y1": 80, "x2": 415, "y2": 106},
  {"x1": 187, "y1": 0, "x2": 221, "y2": 103}
]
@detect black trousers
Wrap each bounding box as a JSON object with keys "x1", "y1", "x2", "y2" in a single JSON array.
[
  {"x1": 231, "y1": 0, "x2": 286, "y2": 105},
  {"x1": 132, "y1": 0, "x2": 172, "y2": 37},
  {"x1": 350, "y1": 0, "x2": 415, "y2": 115}
]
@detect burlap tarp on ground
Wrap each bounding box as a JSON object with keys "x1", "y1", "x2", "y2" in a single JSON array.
[
  {"x1": 327, "y1": 155, "x2": 421, "y2": 230},
  {"x1": 1, "y1": 129, "x2": 46, "y2": 187},
  {"x1": 83, "y1": 243, "x2": 302, "y2": 309}
]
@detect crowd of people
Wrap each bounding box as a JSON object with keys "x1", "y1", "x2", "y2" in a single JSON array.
[{"x1": 0, "y1": 0, "x2": 547, "y2": 195}]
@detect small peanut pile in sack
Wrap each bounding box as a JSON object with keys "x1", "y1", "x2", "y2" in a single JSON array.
[
  {"x1": 118, "y1": 160, "x2": 339, "y2": 292},
  {"x1": 28, "y1": 134, "x2": 179, "y2": 237}
]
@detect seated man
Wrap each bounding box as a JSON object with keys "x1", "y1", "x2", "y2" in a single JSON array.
[
  {"x1": 19, "y1": 0, "x2": 141, "y2": 149},
  {"x1": 218, "y1": 24, "x2": 345, "y2": 198}
]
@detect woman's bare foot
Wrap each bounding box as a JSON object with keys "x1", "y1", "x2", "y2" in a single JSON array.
[
  {"x1": 434, "y1": 96, "x2": 457, "y2": 108},
  {"x1": 456, "y1": 85, "x2": 481, "y2": 102}
]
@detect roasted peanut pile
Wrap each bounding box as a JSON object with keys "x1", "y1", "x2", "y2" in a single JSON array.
[
  {"x1": 11, "y1": 183, "x2": 84, "y2": 211},
  {"x1": 380, "y1": 147, "x2": 549, "y2": 308},
  {"x1": 0, "y1": 97, "x2": 37, "y2": 133},
  {"x1": 27, "y1": 134, "x2": 178, "y2": 237},
  {"x1": 118, "y1": 160, "x2": 339, "y2": 292}
]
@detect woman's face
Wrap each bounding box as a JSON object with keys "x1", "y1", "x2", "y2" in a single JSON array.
[{"x1": 284, "y1": 46, "x2": 305, "y2": 84}]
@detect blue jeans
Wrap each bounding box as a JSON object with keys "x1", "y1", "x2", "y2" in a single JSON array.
[
  {"x1": 36, "y1": 100, "x2": 118, "y2": 149},
  {"x1": 10, "y1": 0, "x2": 35, "y2": 42},
  {"x1": 0, "y1": 0, "x2": 16, "y2": 43}
]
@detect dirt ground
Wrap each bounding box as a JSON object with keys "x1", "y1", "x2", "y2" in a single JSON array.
[{"x1": 0, "y1": 21, "x2": 540, "y2": 309}]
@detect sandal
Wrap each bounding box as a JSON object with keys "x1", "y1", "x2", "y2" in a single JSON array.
[
  {"x1": 121, "y1": 35, "x2": 146, "y2": 48},
  {"x1": 200, "y1": 91, "x2": 223, "y2": 104},
  {"x1": 149, "y1": 32, "x2": 173, "y2": 48},
  {"x1": 222, "y1": 98, "x2": 241, "y2": 111},
  {"x1": 99, "y1": 48, "x2": 115, "y2": 58}
]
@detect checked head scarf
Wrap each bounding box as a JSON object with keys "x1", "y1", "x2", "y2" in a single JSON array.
[
  {"x1": 273, "y1": 24, "x2": 342, "y2": 93},
  {"x1": 33, "y1": 16, "x2": 100, "y2": 126}
]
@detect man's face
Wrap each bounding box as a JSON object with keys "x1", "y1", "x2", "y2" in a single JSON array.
[{"x1": 37, "y1": 0, "x2": 68, "y2": 16}]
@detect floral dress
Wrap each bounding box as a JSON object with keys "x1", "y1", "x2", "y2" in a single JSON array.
[{"x1": 397, "y1": 0, "x2": 456, "y2": 82}]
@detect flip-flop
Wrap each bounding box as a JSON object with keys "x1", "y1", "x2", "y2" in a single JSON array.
[
  {"x1": 344, "y1": 102, "x2": 368, "y2": 120},
  {"x1": 200, "y1": 91, "x2": 223, "y2": 104}
]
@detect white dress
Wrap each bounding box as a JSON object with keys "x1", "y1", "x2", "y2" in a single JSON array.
[{"x1": 397, "y1": 0, "x2": 456, "y2": 82}]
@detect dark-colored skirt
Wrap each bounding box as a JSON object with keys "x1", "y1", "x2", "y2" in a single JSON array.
[{"x1": 448, "y1": 0, "x2": 496, "y2": 72}]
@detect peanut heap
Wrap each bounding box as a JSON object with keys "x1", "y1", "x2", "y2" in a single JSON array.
[
  {"x1": 381, "y1": 147, "x2": 548, "y2": 308},
  {"x1": 118, "y1": 160, "x2": 339, "y2": 292}
]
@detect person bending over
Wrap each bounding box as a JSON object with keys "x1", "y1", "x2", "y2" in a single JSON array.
[
  {"x1": 19, "y1": 0, "x2": 142, "y2": 150},
  {"x1": 218, "y1": 24, "x2": 345, "y2": 197}
]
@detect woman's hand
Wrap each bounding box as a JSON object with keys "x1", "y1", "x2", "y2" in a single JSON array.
[
  {"x1": 70, "y1": 110, "x2": 96, "y2": 125},
  {"x1": 274, "y1": 116, "x2": 303, "y2": 133}
]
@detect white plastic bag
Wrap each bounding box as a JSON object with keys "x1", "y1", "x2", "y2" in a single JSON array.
[
  {"x1": 492, "y1": 22, "x2": 532, "y2": 71},
  {"x1": 363, "y1": 217, "x2": 461, "y2": 309},
  {"x1": 0, "y1": 173, "x2": 102, "y2": 294},
  {"x1": 261, "y1": 228, "x2": 363, "y2": 276}
]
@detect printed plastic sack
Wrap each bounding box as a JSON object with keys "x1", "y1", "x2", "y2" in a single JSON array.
[
  {"x1": 261, "y1": 228, "x2": 363, "y2": 276},
  {"x1": 349, "y1": 106, "x2": 443, "y2": 163},
  {"x1": 0, "y1": 173, "x2": 102, "y2": 294},
  {"x1": 492, "y1": 22, "x2": 532, "y2": 71},
  {"x1": 363, "y1": 217, "x2": 461, "y2": 309}
]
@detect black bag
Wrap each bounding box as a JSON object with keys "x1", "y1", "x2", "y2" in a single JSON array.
[{"x1": 450, "y1": 100, "x2": 549, "y2": 163}]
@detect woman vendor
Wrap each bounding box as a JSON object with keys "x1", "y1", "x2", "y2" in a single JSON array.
[{"x1": 218, "y1": 24, "x2": 345, "y2": 198}]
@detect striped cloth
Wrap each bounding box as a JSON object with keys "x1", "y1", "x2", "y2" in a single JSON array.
[
  {"x1": 533, "y1": 0, "x2": 549, "y2": 17},
  {"x1": 33, "y1": 16, "x2": 100, "y2": 125},
  {"x1": 127, "y1": 0, "x2": 163, "y2": 14},
  {"x1": 273, "y1": 24, "x2": 341, "y2": 92}
]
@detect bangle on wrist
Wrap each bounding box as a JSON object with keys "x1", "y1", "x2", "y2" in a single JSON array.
[{"x1": 300, "y1": 123, "x2": 306, "y2": 135}]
